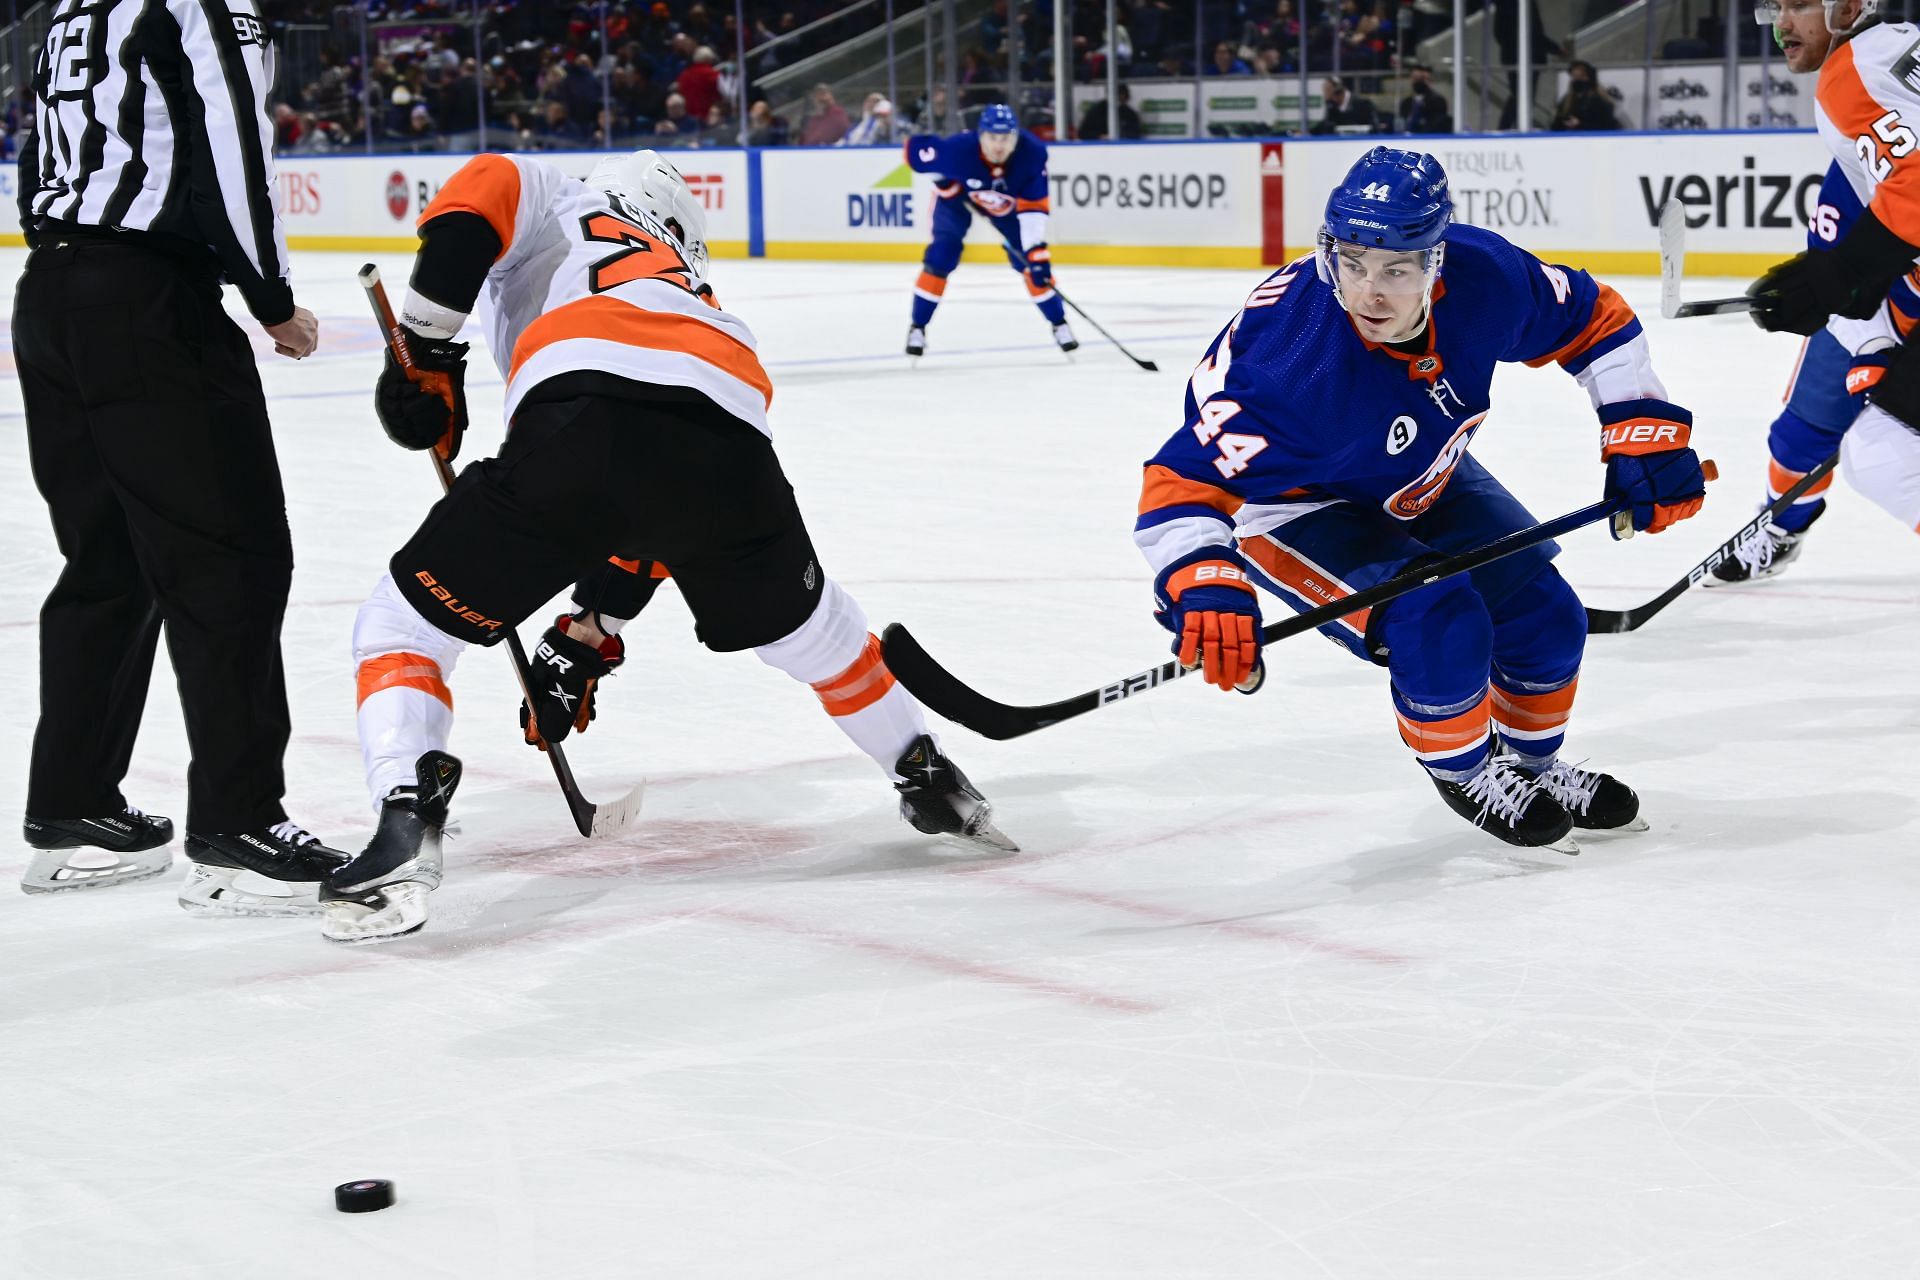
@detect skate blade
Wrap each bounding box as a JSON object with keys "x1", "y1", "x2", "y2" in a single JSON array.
[
  {"x1": 177, "y1": 866, "x2": 325, "y2": 918},
  {"x1": 322, "y1": 882, "x2": 431, "y2": 945},
  {"x1": 21, "y1": 846, "x2": 173, "y2": 894},
  {"x1": 1576, "y1": 816, "x2": 1651, "y2": 836},
  {"x1": 959, "y1": 814, "x2": 1020, "y2": 854}
]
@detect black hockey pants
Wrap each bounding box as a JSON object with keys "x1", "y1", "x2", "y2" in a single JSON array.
[{"x1": 16, "y1": 235, "x2": 294, "y2": 834}]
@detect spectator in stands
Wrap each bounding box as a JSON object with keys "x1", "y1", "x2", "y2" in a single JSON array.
[
  {"x1": 1309, "y1": 77, "x2": 1380, "y2": 133},
  {"x1": 1552, "y1": 61, "x2": 1621, "y2": 132},
  {"x1": 1077, "y1": 84, "x2": 1143, "y2": 140},
  {"x1": 677, "y1": 46, "x2": 723, "y2": 121},
  {"x1": 839, "y1": 93, "x2": 897, "y2": 146},
  {"x1": 798, "y1": 83, "x2": 851, "y2": 145},
  {"x1": 403, "y1": 103, "x2": 443, "y2": 151},
  {"x1": 747, "y1": 98, "x2": 790, "y2": 146},
  {"x1": 274, "y1": 103, "x2": 304, "y2": 151},
  {"x1": 1207, "y1": 40, "x2": 1252, "y2": 75},
  {"x1": 655, "y1": 91, "x2": 697, "y2": 139},
  {"x1": 1494, "y1": 0, "x2": 1563, "y2": 129},
  {"x1": 704, "y1": 101, "x2": 731, "y2": 140},
  {"x1": 614, "y1": 60, "x2": 667, "y2": 133},
  {"x1": 912, "y1": 85, "x2": 948, "y2": 133},
  {"x1": 1398, "y1": 63, "x2": 1453, "y2": 133}
]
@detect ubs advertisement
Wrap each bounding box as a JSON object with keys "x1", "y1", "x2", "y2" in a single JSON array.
[{"x1": 266, "y1": 150, "x2": 751, "y2": 251}]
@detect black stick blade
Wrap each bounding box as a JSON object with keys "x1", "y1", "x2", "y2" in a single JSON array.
[{"x1": 881, "y1": 623, "x2": 1035, "y2": 740}]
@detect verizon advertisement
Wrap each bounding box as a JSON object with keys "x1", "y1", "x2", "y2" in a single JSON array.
[
  {"x1": 270, "y1": 151, "x2": 751, "y2": 251},
  {"x1": 1277, "y1": 131, "x2": 1830, "y2": 267}
]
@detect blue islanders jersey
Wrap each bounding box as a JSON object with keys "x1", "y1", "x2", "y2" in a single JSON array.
[
  {"x1": 904, "y1": 129, "x2": 1051, "y2": 220},
  {"x1": 1136, "y1": 225, "x2": 1682, "y2": 574}
]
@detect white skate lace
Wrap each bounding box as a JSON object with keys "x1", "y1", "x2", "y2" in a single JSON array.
[
  {"x1": 1530, "y1": 760, "x2": 1601, "y2": 818},
  {"x1": 1460, "y1": 757, "x2": 1539, "y2": 829},
  {"x1": 268, "y1": 820, "x2": 317, "y2": 847},
  {"x1": 124, "y1": 804, "x2": 146, "y2": 818},
  {"x1": 1731, "y1": 522, "x2": 1788, "y2": 574}
]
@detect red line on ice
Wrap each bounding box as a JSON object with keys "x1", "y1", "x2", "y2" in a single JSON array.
[{"x1": 705, "y1": 905, "x2": 1162, "y2": 1015}]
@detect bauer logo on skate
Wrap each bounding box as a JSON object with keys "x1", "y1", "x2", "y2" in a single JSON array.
[{"x1": 413, "y1": 571, "x2": 504, "y2": 631}]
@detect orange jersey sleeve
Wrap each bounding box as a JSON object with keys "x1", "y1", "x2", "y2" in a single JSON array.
[{"x1": 419, "y1": 153, "x2": 523, "y2": 259}]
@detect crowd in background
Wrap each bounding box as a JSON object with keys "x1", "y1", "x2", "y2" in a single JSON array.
[{"x1": 0, "y1": 0, "x2": 1636, "y2": 156}]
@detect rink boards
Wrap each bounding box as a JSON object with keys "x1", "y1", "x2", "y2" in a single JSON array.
[{"x1": 0, "y1": 130, "x2": 1831, "y2": 275}]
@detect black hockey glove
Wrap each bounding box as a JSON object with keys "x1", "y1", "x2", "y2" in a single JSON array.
[
  {"x1": 1748, "y1": 210, "x2": 1920, "y2": 335},
  {"x1": 520, "y1": 614, "x2": 625, "y2": 751},
  {"x1": 376, "y1": 335, "x2": 469, "y2": 461},
  {"x1": 1863, "y1": 341, "x2": 1920, "y2": 435}
]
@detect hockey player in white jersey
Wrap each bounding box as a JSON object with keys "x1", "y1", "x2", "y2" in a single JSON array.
[
  {"x1": 1747, "y1": 0, "x2": 1920, "y2": 528},
  {"x1": 326, "y1": 151, "x2": 1014, "y2": 945}
]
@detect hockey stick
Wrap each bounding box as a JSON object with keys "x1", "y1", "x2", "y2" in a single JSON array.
[
  {"x1": 357, "y1": 264, "x2": 643, "y2": 839},
  {"x1": 1584, "y1": 451, "x2": 1838, "y2": 634},
  {"x1": 883, "y1": 496, "x2": 1636, "y2": 742},
  {"x1": 997, "y1": 240, "x2": 1158, "y2": 370},
  {"x1": 1057, "y1": 288, "x2": 1159, "y2": 371},
  {"x1": 1659, "y1": 198, "x2": 1757, "y2": 320}
]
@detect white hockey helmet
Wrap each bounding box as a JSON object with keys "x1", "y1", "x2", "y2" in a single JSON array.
[
  {"x1": 587, "y1": 149, "x2": 710, "y2": 282},
  {"x1": 1752, "y1": 0, "x2": 1877, "y2": 36}
]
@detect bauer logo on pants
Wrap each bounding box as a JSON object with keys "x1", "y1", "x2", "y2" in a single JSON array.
[{"x1": 413, "y1": 571, "x2": 504, "y2": 631}]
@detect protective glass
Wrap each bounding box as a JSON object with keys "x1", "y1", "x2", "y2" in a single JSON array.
[
  {"x1": 1752, "y1": 0, "x2": 1825, "y2": 24},
  {"x1": 1321, "y1": 240, "x2": 1441, "y2": 299}
]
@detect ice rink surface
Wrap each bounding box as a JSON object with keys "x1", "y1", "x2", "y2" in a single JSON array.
[{"x1": 2, "y1": 249, "x2": 1918, "y2": 1279}]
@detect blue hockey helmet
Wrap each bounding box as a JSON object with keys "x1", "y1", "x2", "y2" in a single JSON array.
[
  {"x1": 1317, "y1": 147, "x2": 1452, "y2": 338},
  {"x1": 978, "y1": 103, "x2": 1019, "y2": 134},
  {"x1": 1321, "y1": 147, "x2": 1452, "y2": 252}
]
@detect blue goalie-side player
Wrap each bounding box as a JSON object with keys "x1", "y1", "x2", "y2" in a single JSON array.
[
  {"x1": 901, "y1": 103, "x2": 1077, "y2": 358},
  {"x1": 1134, "y1": 148, "x2": 1708, "y2": 854}
]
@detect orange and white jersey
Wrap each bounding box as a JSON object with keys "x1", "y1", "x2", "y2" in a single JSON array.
[
  {"x1": 1817, "y1": 22, "x2": 1920, "y2": 244},
  {"x1": 414, "y1": 153, "x2": 773, "y2": 435}
]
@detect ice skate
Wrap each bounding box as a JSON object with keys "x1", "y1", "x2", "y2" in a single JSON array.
[
  {"x1": 179, "y1": 820, "x2": 348, "y2": 917},
  {"x1": 1430, "y1": 754, "x2": 1577, "y2": 854},
  {"x1": 21, "y1": 807, "x2": 174, "y2": 894},
  {"x1": 905, "y1": 325, "x2": 927, "y2": 358},
  {"x1": 1706, "y1": 507, "x2": 1819, "y2": 585},
  {"x1": 321, "y1": 751, "x2": 461, "y2": 945},
  {"x1": 1052, "y1": 322, "x2": 1079, "y2": 355},
  {"x1": 1519, "y1": 759, "x2": 1647, "y2": 833},
  {"x1": 893, "y1": 734, "x2": 1018, "y2": 852}
]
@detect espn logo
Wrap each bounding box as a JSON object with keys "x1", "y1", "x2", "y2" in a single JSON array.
[{"x1": 683, "y1": 175, "x2": 725, "y2": 210}]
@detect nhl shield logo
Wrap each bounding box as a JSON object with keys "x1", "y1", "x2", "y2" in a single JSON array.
[{"x1": 1412, "y1": 355, "x2": 1440, "y2": 376}]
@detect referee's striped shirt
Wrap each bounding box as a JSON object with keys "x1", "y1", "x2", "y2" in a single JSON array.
[{"x1": 22, "y1": 0, "x2": 293, "y2": 323}]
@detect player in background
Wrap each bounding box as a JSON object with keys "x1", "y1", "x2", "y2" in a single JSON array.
[
  {"x1": 901, "y1": 104, "x2": 1077, "y2": 358},
  {"x1": 1714, "y1": 0, "x2": 1920, "y2": 581},
  {"x1": 330, "y1": 150, "x2": 1014, "y2": 945},
  {"x1": 1747, "y1": 0, "x2": 1920, "y2": 532},
  {"x1": 1135, "y1": 149, "x2": 1707, "y2": 854}
]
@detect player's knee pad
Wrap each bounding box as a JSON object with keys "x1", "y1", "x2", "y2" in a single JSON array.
[
  {"x1": 1767, "y1": 407, "x2": 1848, "y2": 474},
  {"x1": 922, "y1": 236, "x2": 964, "y2": 278},
  {"x1": 1488, "y1": 565, "x2": 1585, "y2": 687},
  {"x1": 1841, "y1": 407, "x2": 1920, "y2": 530},
  {"x1": 1373, "y1": 575, "x2": 1492, "y2": 704},
  {"x1": 754, "y1": 577, "x2": 871, "y2": 685},
  {"x1": 353, "y1": 573, "x2": 467, "y2": 686}
]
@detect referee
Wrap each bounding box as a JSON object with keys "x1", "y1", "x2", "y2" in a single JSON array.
[{"x1": 17, "y1": 0, "x2": 344, "y2": 908}]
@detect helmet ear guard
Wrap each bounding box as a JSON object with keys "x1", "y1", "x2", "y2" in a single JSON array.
[{"x1": 586, "y1": 149, "x2": 711, "y2": 283}]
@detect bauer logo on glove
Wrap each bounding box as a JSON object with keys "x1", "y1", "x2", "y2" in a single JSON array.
[{"x1": 521, "y1": 614, "x2": 625, "y2": 750}]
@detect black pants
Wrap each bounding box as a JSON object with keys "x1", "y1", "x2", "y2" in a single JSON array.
[
  {"x1": 16, "y1": 237, "x2": 293, "y2": 833},
  {"x1": 391, "y1": 391, "x2": 824, "y2": 653}
]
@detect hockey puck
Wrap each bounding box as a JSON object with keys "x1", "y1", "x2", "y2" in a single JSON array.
[{"x1": 334, "y1": 1179, "x2": 395, "y2": 1213}]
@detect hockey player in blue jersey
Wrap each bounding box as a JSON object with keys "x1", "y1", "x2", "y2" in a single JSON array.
[
  {"x1": 901, "y1": 103, "x2": 1077, "y2": 358},
  {"x1": 1710, "y1": 160, "x2": 1920, "y2": 583},
  {"x1": 1135, "y1": 148, "x2": 1708, "y2": 853}
]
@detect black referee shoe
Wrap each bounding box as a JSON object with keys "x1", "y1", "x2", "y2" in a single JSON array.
[{"x1": 21, "y1": 807, "x2": 175, "y2": 894}]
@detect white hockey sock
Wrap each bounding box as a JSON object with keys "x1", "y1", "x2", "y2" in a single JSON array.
[
  {"x1": 354, "y1": 574, "x2": 467, "y2": 808},
  {"x1": 755, "y1": 579, "x2": 928, "y2": 779}
]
